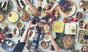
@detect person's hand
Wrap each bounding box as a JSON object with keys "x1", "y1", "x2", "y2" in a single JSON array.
[
  {"x1": 33, "y1": 11, "x2": 40, "y2": 16},
  {"x1": 45, "y1": 10, "x2": 52, "y2": 14},
  {"x1": 28, "y1": 20, "x2": 38, "y2": 29}
]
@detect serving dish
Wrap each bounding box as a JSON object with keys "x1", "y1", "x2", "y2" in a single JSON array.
[
  {"x1": 78, "y1": 29, "x2": 88, "y2": 45},
  {"x1": 76, "y1": 12, "x2": 84, "y2": 20},
  {"x1": 53, "y1": 21, "x2": 64, "y2": 33},
  {"x1": 12, "y1": 27, "x2": 19, "y2": 36},
  {"x1": 64, "y1": 23, "x2": 76, "y2": 35},
  {"x1": 2, "y1": 39, "x2": 15, "y2": 51},
  {"x1": 17, "y1": 22, "x2": 24, "y2": 29},
  {"x1": 0, "y1": 13, "x2": 4, "y2": 22},
  {"x1": 79, "y1": 0, "x2": 88, "y2": 12},
  {"x1": 21, "y1": 13, "x2": 30, "y2": 21},
  {"x1": 43, "y1": 24, "x2": 50, "y2": 33},
  {"x1": 1, "y1": 22, "x2": 7, "y2": 27},
  {"x1": 28, "y1": 30, "x2": 35, "y2": 40},
  {"x1": 58, "y1": 1, "x2": 76, "y2": 17},
  {"x1": 55, "y1": 35, "x2": 74, "y2": 49},
  {"x1": 79, "y1": 20, "x2": 85, "y2": 28},
  {"x1": 40, "y1": 41, "x2": 48, "y2": 48},
  {"x1": 8, "y1": 11, "x2": 19, "y2": 23},
  {"x1": 44, "y1": 34, "x2": 51, "y2": 42}
]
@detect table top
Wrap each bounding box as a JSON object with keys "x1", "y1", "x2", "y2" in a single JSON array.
[{"x1": 0, "y1": 0, "x2": 88, "y2": 52}]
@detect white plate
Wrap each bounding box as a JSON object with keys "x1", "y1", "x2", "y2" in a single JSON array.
[
  {"x1": 12, "y1": 27, "x2": 19, "y2": 36},
  {"x1": 28, "y1": 30, "x2": 35, "y2": 40}
]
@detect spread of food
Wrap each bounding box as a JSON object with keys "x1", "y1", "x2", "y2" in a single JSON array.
[{"x1": 0, "y1": 0, "x2": 88, "y2": 52}]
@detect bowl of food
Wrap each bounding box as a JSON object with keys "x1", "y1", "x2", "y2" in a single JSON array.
[
  {"x1": 2, "y1": 39, "x2": 15, "y2": 51},
  {"x1": 12, "y1": 28, "x2": 19, "y2": 36},
  {"x1": 1, "y1": 22, "x2": 7, "y2": 27},
  {"x1": 59, "y1": 1, "x2": 76, "y2": 17},
  {"x1": 76, "y1": 12, "x2": 84, "y2": 19},
  {"x1": 28, "y1": 30, "x2": 35, "y2": 40},
  {"x1": 41, "y1": 41, "x2": 48, "y2": 48},
  {"x1": 79, "y1": 20, "x2": 85, "y2": 28},
  {"x1": 43, "y1": 24, "x2": 50, "y2": 33},
  {"x1": 17, "y1": 22, "x2": 24, "y2": 29},
  {"x1": 44, "y1": 34, "x2": 51, "y2": 42},
  {"x1": 21, "y1": 13, "x2": 30, "y2": 21},
  {"x1": 0, "y1": 13, "x2": 4, "y2": 22},
  {"x1": 8, "y1": 11, "x2": 19, "y2": 23}
]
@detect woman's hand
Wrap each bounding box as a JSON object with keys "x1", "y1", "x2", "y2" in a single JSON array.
[{"x1": 28, "y1": 20, "x2": 38, "y2": 29}]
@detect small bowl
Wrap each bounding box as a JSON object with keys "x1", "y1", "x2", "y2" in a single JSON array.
[
  {"x1": 2, "y1": 39, "x2": 15, "y2": 51},
  {"x1": 79, "y1": 20, "x2": 85, "y2": 28},
  {"x1": 1, "y1": 22, "x2": 7, "y2": 27},
  {"x1": 41, "y1": 41, "x2": 48, "y2": 48},
  {"x1": 17, "y1": 22, "x2": 24, "y2": 29},
  {"x1": 44, "y1": 34, "x2": 51, "y2": 42}
]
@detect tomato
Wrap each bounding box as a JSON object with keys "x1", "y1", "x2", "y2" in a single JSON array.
[
  {"x1": 69, "y1": 17, "x2": 73, "y2": 21},
  {"x1": 67, "y1": 19, "x2": 70, "y2": 23},
  {"x1": 73, "y1": 18, "x2": 77, "y2": 22},
  {"x1": 0, "y1": 34, "x2": 4, "y2": 40},
  {"x1": 63, "y1": 19, "x2": 66, "y2": 23}
]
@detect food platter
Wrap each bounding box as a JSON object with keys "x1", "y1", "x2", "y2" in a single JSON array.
[
  {"x1": 55, "y1": 35, "x2": 74, "y2": 49},
  {"x1": 44, "y1": 34, "x2": 51, "y2": 42},
  {"x1": 2, "y1": 39, "x2": 15, "y2": 51},
  {"x1": 58, "y1": 1, "x2": 76, "y2": 17},
  {"x1": 40, "y1": 41, "x2": 48, "y2": 48},
  {"x1": 0, "y1": 13, "x2": 4, "y2": 22},
  {"x1": 0, "y1": 0, "x2": 88, "y2": 52},
  {"x1": 78, "y1": 29, "x2": 88, "y2": 45},
  {"x1": 28, "y1": 30, "x2": 35, "y2": 40},
  {"x1": 17, "y1": 22, "x2": 24, "y2": 29},
  {"x1": 8, "y1": 11, "x2": 19, "y2": 23},
  {"x1": 12, "y1": 27, "x2": 19, "y2": 36}
]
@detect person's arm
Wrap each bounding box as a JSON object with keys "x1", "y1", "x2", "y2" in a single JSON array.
[
  {"x1": 37, "y1": 0, "x2": 43, "y2": 12},
  {"x1": 48, "y1": 31, "x2": 61, "y2": 52},
  {"x1": 13, "y1": 21, "x2": 37, "y2": 52},
  {"x1": 45, "y1": 0, "x2": 61, "y2": 13},
  {"x1": 50, "y1": 3, "x2": 59, "y2": 12},
  {"x1": 20, "y1": 21, "x2": 38, "y2": 42}
]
